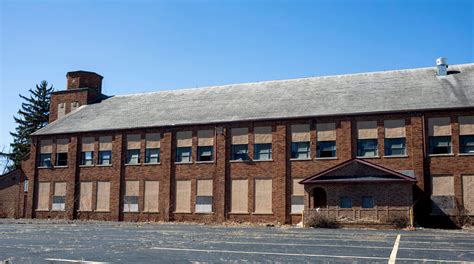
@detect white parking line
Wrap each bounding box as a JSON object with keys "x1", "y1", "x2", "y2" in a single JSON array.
[
  {"x1": 44, "y1": 258, "x2": 109, "y2": 264},
  {"x1": 388, "y1": 234, "x2": 401, "y2": 264},
  {"x1": 150, "y1": 246, "x2": 389, "y2": 261},
  {"x1": 207, "y1": 240, "x2": 393, "y2": 250}
]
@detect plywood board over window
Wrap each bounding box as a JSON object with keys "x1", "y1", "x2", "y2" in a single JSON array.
[
  {"x1": 196, "y1": 179, "x2": 213, "y2": 213},
  {"x1": 146, "y1": 133, "x2": 161, "y2": 148},
  {"x1": 316, "y1": 123, "x2": 336, "y2": 141},
  {"x1": 428, "y1": 117, "x2": 451, "y2": 136},
  {"x1": 231, "y1": 179, "x2": 248, "y2": 213},
  {"x1": 99, "y1": 136, "x2": 113, "y2": 150},
  {"x1": 432, "y1": 175, "x2": 454, "y2": 196},
  {"x1": 82, "y1": 137, "x2": 95, "y2": 151},
  {"x1": 127, "y1": 134, "x2": 141, "y2": 150},
  {"x1": 40, "y1": 139, "x2": 53, "y2": 153},
  {"x1": 37, "y1": 182, "x2": 50, "y2": 210},
  {"x1": 198, "y1": 130, "x2": 214, "y2": 146},
  {"x1": 96, "y1": 181, "x2": 111, "y2": 212},
  {"x1": 254, "y1": 127, "x2": 272, "y2": 144},
  {"x1": 357, "y1": 121, "x2": 378, "y2": 139},
  {"x1": 231, "y1": 128, "x2": 248, "y2": 144},
  {"x1": 56, "y1": 138, "x2": 69, "y2": 153},
  {"x1": 291, "y1": 124, "x2": 310, "y2": 142},
  {"x1": 79, "y1": 182, "x2": 93, "y2": 211},
  {"x1": 144, "y1": 181, "x2": 159, "y2": 212},
  {"x1": 177, "y1": 131, "x2": 192, "y2": 147},
  {"x1": 459, "y1": 116, "x2": 474, "y2": 135},
  {"x1": 254, "y1": 179, "x2": 272, "y2": 214},
  {"x1": 175, "y1": 180, "x2": 191, "y2": 213},
  {"x1": 384, "y1": 119, "x2": 406, "y2": 138},
  {"x1": 462, "y1": 175, "x2": 474, "y2": 215}
]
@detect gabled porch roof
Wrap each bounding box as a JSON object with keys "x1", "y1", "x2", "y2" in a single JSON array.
[{"x1": 300, "y1": 159, "x2": 417, "y2": 184}]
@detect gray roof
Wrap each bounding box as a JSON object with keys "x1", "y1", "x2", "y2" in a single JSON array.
[{"x1": 33, "y1": 63, "x2": 474, "y2": 136}]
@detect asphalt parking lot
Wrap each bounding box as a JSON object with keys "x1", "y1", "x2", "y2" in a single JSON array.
[{"x1": 0, "y1": 219, "x2": 473, "y2": 263}]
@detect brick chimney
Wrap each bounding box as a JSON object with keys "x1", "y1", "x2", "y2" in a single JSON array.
[{"x1": 49, "y1": 71, "x2": 105, "y2": 123}]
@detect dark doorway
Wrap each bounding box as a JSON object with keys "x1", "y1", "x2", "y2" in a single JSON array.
[{"x1": 313, "y1": 187, "x2": 327, "y2": 208}]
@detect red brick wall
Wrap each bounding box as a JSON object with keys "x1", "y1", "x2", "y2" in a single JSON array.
[
  {"x1": 0, "y1": 170, "x2": 23, "y2": 218},
  {"x1": 21, "y1": 108, "x2": 474, "y2": 224},
  {"x1": 49, "y1": 90, "x2": 89, "y2": 123}
]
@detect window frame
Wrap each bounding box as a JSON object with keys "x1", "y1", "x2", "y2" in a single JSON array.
[
  {"x1": 55, "y1": 152, "x2": 68, "y2": 167},
  {"x1": 291, "y1": 142, "x2": 311, "y2": 160},
  {"x1": 460, "y1": 135, "x2": 474, "y2": 154},
  {"x1": 176, "y1": 146, "x2": 192, "y2": 163},
  {"x1": 316, "y1": 140, "x2": 336, "y2": 158},
  {"x1": 197, "y1": 146, "x2": 214, "y2": 162},
  {"x1": 98, "y1": 150, "x2": 112, "y2": 165},
  {"x1": 254, "y1": 143, "x2": 272, "y2": 161},
  {"x1": 384, "y1": 138, "x2": 406, "y2": 156},
  {"x1": 357, "y1": 139, "x2": 379, "y2": 157},
  {"x1": 231, "y1": 144, "x2": 249, "y2": 161},
  {"x1": 39, "y1": 153, "x2": 52, "y2": 168},
  {"x1": 81, "y1": 151, "x2": 94, "y2": 166},
  {"x1": 123, "y1": 196, "x2": 139, "y2": 212},
  {"x1": 126, "y1": 149, "x2": 141, "y2": 164},
  {"x1": 145, "y1": 148, "x2": 160, "y2": 163},
  {"x1": 429, "y1": 136, "x2": 452, "y2": 155}
]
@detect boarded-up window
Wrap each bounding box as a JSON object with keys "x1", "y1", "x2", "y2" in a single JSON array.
[
  {"x1": 462, "y1": 175, "x2": 474, "y2": 215},
  {"x1": 99, "y1": 136, "x2": 113, "y2": 151},
  {"x1": 82, "y1": 137, "x2": 95, "y2": 152},
  {"x1": 428, "y1": 117, "x2": 451, "y2": 136},
  {"x1": 144, "y1": 181, "x2": 159, "y2": 212},
  {"x1": 57, "y1": 103, "x2": 66, "y2": 119},
  {"x1": 357, "y1": 121, "x2": 378, "y2": 139},
  {"x1": 254, "y1": 127, "x2": 272, "y2": 144},
  {"x1": 127, "y1": 134, "x2": 141, "y2": 150},
  {"x1": 231, "y1": 179, "x2": 248, "y2": 213},
  {"x1": 40, "y1": 139, "x2": 53, "y2": 153},
  {"x1": 37, "y1": 182, "x2": 50, "y2": 210},
  {"x1": 177, "y1": 131, "x2": 192, "y2": 147},
  {"x1": 79, "y1": 182, "x2": 93, "y2": 211},
  {"x1": 231, "y1": 128, "x2": 248, "y2": 144},
  {"x1": 291, "y1": 124, "x2": 310, "y2": 142},
  {"x1": 291, "y1": 179, "x2": 304, "y2": 213},
  {"x1": 96, "y1": 181, "x2": 111, "y2": 212},
  {"x1": 384, "y1": 120, "x2": 406, "y2": 138},
  {"x1": 56, "y1": 138, "x2": 69, "y2": 153},
  {"x1": 254, "y1": 179, "x2": 272, "y2": 213},
  {"x1": 175, "y1": 180, "x2": 191, "y2": 213},
  {"x1": 52, "y1": 182, "x2": 66, "y2": 211},
  {"x1": 124, "y1": 181, "x2": 139, "y2": 212},
  {"x1": 316, "y1": 123, "x2": 336, "y2": 141},
  {"x1": 198, "y1": 130, "x2": 214, "y2": 146},
  {"x1": 196, "y1": 180, "x2": 213, "y2": 213},
  {"x1": 146, "y1": 133, "x2": 161, "y2": 148},
  {"x1": 459, "y1": 116, "x2": 474, "y2": 135},
  {"x1": 432, "y1": 175, "x2": 454, "y2": 196}
]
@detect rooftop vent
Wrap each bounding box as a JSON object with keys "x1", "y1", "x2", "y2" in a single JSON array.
[{"x1": 436, "y1": 57, "x2": 448, "y2": 76}]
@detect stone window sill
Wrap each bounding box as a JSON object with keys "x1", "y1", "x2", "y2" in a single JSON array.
[
  {"x1": 38, "y1": 167, "x2": 52, "y2": 169},
  {"x1": 125, "y1": 163, "x2": 141, "y2": 166},
  {"x1": 356, "y1": 156, "x2": 381, "y2": 159},
  {"x1": 229, "y1": 160, "x2": 250, "y2": 163},
  {"x1": 174, "y1": 211, "x2": 192, "y2": 214},
  {"x1": 54, "y1": 166, "x2": 68, "y2": 169},
  {"x1": 252, "y1": 159, "x2": 274, "y2": 162},
  {"x1": 79, "y1": 165, "x2": 95, "y2": 168},
  {"x1": 315, "y1": 157, "x2": 338, "y2": 160},
  {"x1": 458, "y1": 153, "x2": 474, "y2": 156},
  {"x1": 123, "y1": 211, "x2": 140, "y2": 213},
  {"x1": 384, "y1": 155, "x2": 409, "y2": 158},
  {"x1": 195, "y1": 212, "x2": 214, "y2": 214},
  {"x1": 290, "y1": 158, "x2": 312, "y2": 161},
  {"x1": 142, "y1": 211, "x2": 160, "y2": 213},
  {"x1": 251, "y1": 212, "x2": 273, "y2": 215},
  {"x1": 175, "y1": 162, "x2": 193, "y2": 165},
  {"x1": 144, "y1": 162, "x2": 161, "y2": 165},
  {"x1": 429, "y1": 154, "x2": 454, "y2": 157},
  {"x1": 96, "y1": 164, "x2": 113, "y2": 167},
  {"x1": 228, "y1": 212, "x2": 250, "y2": 215},
  {"x1": 195, "y1": 161, "x2": 215, "y2": 164},
  {"x1": 77, "y1": 210, "x2": 93, "y2": 212}
]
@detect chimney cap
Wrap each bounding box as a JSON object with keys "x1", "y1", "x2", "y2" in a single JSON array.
[
  {"x1": 66, "y1": 70, "x2": 103, "y2": 79},
  {"x1": 436, "y1": 57, "x2": 447, "y2": 66}
]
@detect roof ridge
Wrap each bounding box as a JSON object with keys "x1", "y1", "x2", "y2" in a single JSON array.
[{"x1": 111, "y1": 63, "x2": 474, "y2": 98}]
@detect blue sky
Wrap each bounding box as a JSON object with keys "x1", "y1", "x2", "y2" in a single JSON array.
[{"x1": 0, "y1": 0, "x2": 473, "y2": 164}]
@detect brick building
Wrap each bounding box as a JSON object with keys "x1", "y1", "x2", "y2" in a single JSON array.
[{"x1": 2, "y1": 60, "x2": 474, "y2": 226}]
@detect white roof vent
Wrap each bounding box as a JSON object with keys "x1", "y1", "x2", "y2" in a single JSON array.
[{"x1": 436, "y1": 57, "x2": 448, "y2": 76}]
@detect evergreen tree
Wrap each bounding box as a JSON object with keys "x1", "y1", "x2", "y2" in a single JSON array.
[{"x1": 4, "y1": 81, "x2": 53, "y2": 171}]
